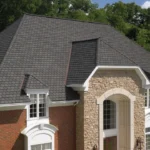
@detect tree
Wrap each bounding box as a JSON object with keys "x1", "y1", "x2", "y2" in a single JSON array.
[{"x1": 0, "y1": 0, "x2": 149, "y2": 51}]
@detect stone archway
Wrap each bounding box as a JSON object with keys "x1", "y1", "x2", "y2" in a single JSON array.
[{"x1": 97, "y1": 88, "x2": 136, "y2": 150}]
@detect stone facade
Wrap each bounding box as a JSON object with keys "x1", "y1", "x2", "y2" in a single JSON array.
[{"x1": 76, "y1": 70, "x2": 145, "y2": 150}]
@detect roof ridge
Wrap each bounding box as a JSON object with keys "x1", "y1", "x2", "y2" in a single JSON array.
[
  {"x1": 24, "y1": 13, "x2": 109, "y2": 26},
  {"x1": 0, "y1": 17, "x2": 24, "y2": 69},
  {"x1": 100, "y1": 38, "x2": 139, "y2": 66}
]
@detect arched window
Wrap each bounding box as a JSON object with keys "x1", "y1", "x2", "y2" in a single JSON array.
[{"x1": 103, "y1": 100, "x2": 116, "y2": 130}]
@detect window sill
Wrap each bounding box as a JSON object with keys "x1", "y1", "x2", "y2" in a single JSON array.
[
  {"x1": 27, "y1": 116, "x2": 49, "y2": 121},
  {"x1": 26, "y1": 117, "x2": 49, "y2": 126}
]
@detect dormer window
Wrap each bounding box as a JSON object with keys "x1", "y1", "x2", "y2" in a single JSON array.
[
  {"x1": 145, "y1": 89, "x2": 150, "y2": 108},
  {"x1": 26, "y1": 89, "x2": 49, "y2": 121},
  {"x1": 29, "y1": 94, "x2": 47, "y2": 118}
]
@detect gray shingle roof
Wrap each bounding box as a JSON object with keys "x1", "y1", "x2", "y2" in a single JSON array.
[
  {"x1": 67, "y1": 39, "x2": 97, "y2": 84},
  {"x1": 0, "y1": 14, "x2": 150, "y2": 104},
  {"x1": 22, "y1": 74, "x2": 48, "y2": 90}
]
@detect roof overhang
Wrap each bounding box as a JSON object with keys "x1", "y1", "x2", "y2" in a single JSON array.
[{"x1": 67, "y1": 66, "x2": 150, "y2": 91}]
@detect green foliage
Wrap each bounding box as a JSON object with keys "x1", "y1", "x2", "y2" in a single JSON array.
[
  {"x1": 88, "y1": 9, "x2": 108, "y2": 23},
  {"x1": 0, "y1": 0, "x2": 150, "y2": 51}
]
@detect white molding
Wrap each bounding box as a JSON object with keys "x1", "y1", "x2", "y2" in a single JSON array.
[
  {"x1": 49, "y1": 100, "x2": 79, "y2": 107},
  {"x1": 26, "y1": 93, "x2": 49, "y2": 125},
  {"x1": 21, "y1": 123, "x2": 58, "y2": 150},
  {"x1": 0, "y1": 103, "x2": 30, "y2": 111},
  {"x1": 97, "y1": 88, "x2": 136, "y2": 104},
  {"x1": 103, "y1": 129, "x2": 117, "y2": 137},
  {"x1": 21, "y1": 123, "x2": 58, "y2": 136},
  {"x1": 26, "y1": 89, "x2": 49, "y2": 94},
  {"x1": 97, "y1": 88, "x2": 135, "y2": 150},
  {"x1": 0, "y1": 103, "x2": 30, "y2": 108},
  {"x1": 67, "y1": 66, "x2": 150, "y2": 91}
]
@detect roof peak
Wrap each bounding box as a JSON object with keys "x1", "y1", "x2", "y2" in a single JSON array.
[{"x1": 24, "y1": 13, "x2": 109, "y2": 26}]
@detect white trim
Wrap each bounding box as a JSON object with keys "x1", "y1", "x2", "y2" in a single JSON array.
[
  {"x1": 27, "y1": 93, "x2": 49, "y2": 121},
  {"x1": 97, "y1": 88, "x2": 136, "y2": 104},
  {"x1": 67, "y1": 66, "x2": 150, "y2": 91},
  {"x1": 103, "y1": 129, "x2": 117, "y2": 137},
  {"x1": 0, "y1": 102, "x2": 30, "y2": 108},
  {"x1": 21, "y1": 123, "x2": 58, "y2": 150},
  {"x1": 21, "y1": 123, "x2": 58, "y2": 136},
  {"x1": 0, "y1": 102, "x2": 31, "y2": 111},
  {"x1": 26, "y1": 89, "x2": 49, "y2": 94},
  {"x1": 97, "y1": 88, "x2": 135, "y2": 150},
  {"x1": 49, "y1": 100, "x2": 79, "y2": 107}
]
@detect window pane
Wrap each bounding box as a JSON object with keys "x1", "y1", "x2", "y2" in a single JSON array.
[
  {"x1": 146, "y1": 134, "x2": 150, "y2": 150},
  {"x1": 31, "y1": 145, "x2": 41, "y2": 150},
  {"x1": 39, "y1": 94, "x2": 46, "y2": 117},
  {"x1": 31, "y1": 143, "x2": 51, "y2": 150},
  {"x1": 146, "y1": 128, "x2": 150, "y2": 133},
  {"x1": 30, "y1": 94, "x2": 37, "y2": 118},
  {"x1": 103, "y1": 100, "x2": 116, "y2": 130},
  {"x1": 42, "y1": 143, "x2": 51, "y2": 150}
]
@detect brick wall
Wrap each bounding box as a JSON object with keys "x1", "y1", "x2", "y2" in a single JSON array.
[
  {"x1": 0, "y1": 106, "x2": 76, "y2": 150},
  {"x1": 49, "y1": 106, "x2": 76, "y2": 150},
  {"x1": 0, "y1": 109, "x2": 26, "y2": 150}
]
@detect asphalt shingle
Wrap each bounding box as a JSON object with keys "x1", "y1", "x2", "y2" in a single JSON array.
[{"x1": 0, "y1": 14, "x2": 150, "y2": 104}]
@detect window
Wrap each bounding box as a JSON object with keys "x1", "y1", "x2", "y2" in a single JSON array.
[
  {"x1": 145, "y1": 89, "x2": 150, "y2": 107},
  {"x1": 29, "y1": 94, "x2": 47, "y2": 119},
  {"x1": 31, "y1": 143, "x2": 52, "y2": 150},
  {"x1": 103, "y1": 100, "x2": 116, "y2": 130},
  {"x1": 146, "y1": 128, "x2": 150, "y2": 150}
]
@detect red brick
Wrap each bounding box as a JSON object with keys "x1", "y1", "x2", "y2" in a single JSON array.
[
  {"x1": 0, "y1": 109, "x2": 26, "y2": 150},
  {"x1": 49, "y1": 106, "x2": 76, "y2": 150}
]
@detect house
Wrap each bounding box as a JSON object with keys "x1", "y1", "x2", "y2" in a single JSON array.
[{"x1": 0, "y1": 13, "x2": 150, "y2": 150}]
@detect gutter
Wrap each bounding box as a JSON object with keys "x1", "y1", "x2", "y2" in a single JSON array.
[{"x1": 49, "y1": 100, "x2": 79, "y2": 107}]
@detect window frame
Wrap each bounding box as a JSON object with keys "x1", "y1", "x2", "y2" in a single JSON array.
[
  {"x1": 103, "y1": 100, "x2": 117, "y2": 130},
  {"x1": 103, "y1": 99, "x2": 118, "y2": 138},
  {"x1": 146, "y1": 127, "x2": 150, "y2": 150},
  {"x1": 27, "y1": 90, "x2": 49, "y2": 120},
  {"x1": 145, "y1": 89, "x2": 150, "y2": 108},
  {"x1": 31, "y1": 143, "x2": 52, "y2": 150}
]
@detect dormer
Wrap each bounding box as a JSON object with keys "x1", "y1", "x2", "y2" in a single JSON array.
[{"x1": 22, "y1": 74, "x2": 50, "y2": 126}]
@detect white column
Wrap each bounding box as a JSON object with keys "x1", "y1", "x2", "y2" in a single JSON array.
[{"x1": 130, "y1": 100, "x2": 134, "y2": 150}]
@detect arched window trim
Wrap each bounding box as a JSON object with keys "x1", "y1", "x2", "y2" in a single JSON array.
[{"x1": 21, "y1": 123, "x2": 58, "y2": 150}]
